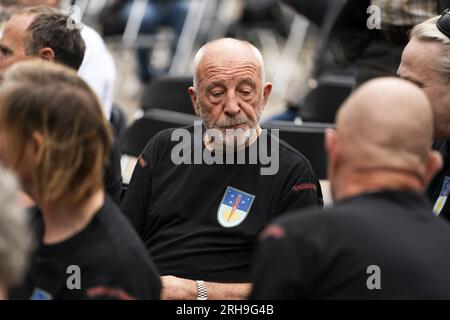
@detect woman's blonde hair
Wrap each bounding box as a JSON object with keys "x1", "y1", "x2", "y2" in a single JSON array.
[
  {"x1": 0, "y1": 60, "x2": 111, "y2": 206},
  {"x1": 411, "y1": 16, "x2": 450, "y2": 83}
]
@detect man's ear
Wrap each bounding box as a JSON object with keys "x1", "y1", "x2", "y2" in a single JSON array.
[
  {"x1": 27, "y1": 131, "x2": 45, "y2": 168},
  {"x1": 188, "y1": 86, "x2": 201, "y2": 116},
  {"x1": 423, "y1": 150, "x2": 443, "y2": 187},
  {"x1": 262, "y1": 82, "x2": 272, "y2": 109},
  {"x1": 38, "y1": 47, "x2": 55, "y2": 63},
  {"x1": 325, "y1": 128, "x2": 338, "y2": 159},
  {"x1": 325, "y1": 128, "x2": 340, "y2": 177}
]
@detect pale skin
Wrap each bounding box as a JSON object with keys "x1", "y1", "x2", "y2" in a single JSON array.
[
  {"x1": 161, "y1": 276, "x2": 252, "y2": 300},
  {"x1": 0, "y1": 13, "x2": 57, "y2": 208},
  {"x1": 161, "y1": 39, "x2": 272, "y2": 300},
  {"x1": 326, "y1": 77, "x2": 443, "y2": 202},
  {"x1": 397, "y1": 38, "x2": 450, "y2": 140},
  {"x1": 0, "y1": 13, "x2": 57, "y2": 82},
  {"x1": 188, "y1": 39, "x2": 272, "y2": 149}
]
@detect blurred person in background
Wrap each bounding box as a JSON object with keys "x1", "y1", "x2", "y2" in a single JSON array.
[
  {"x1": 0, "y1": 165, "x2": 31, "y2": 300},
  {"x1": 283, "y1": 0, "x2": 450, "y2": 87},
  {"x1": 251, "y1": 78, "x2": 450, "y2": 299},
  {"x1": 3, "y1": 61, "x2": 160, "y2": 300},
  {"x1": 1, "y1": 0, "x2": 117, "y2": 120},
  {"x1": 271, "y1": 0, "x2": 450, "y2": 123},
  {"x1": 101, "y1": 0, "x2": 188, "y2": 83},
  {"x1": 0, "y1": 6, "x2": 123, "y2": 204},
  {"x1": 398, "y1": 11, "x2": 450, "y2": 220}
]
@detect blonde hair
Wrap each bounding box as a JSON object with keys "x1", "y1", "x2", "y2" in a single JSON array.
[
  {"x1": 0, "y1": 60, "x2": 111, "y2": 206},
  {"x1": 411, "y1": 16, "x2": 450, "y2": 83}
]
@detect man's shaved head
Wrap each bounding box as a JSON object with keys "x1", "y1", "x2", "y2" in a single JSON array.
[
  {"x1": 193, "y1": 38, "x2": 265, "y2": 89},
  {"x1": 337, "y1": 77, "x2": 433, "y2": 171},
  {"x1": 328, "y1": 77, "x2": 441, "y2": 200}
]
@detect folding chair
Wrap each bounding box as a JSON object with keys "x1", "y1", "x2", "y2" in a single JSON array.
[{"x1": 140, "y1": 76, "x2": 195, "y2": 114}]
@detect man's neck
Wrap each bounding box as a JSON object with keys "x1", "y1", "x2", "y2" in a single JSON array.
[
  {"x1": 333, "y1": 169, "x2": 423, "y2": 202},
  {"x1": 39, "y1": 189, "x2": 105, "y2": 245}
]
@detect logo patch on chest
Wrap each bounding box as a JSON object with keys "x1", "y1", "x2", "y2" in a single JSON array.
[
  {"x1": 217, "y1": 186, "x2": 255, "y2": 228},
  {"x1": 30, "y1": 288, "x2": 53, "y2": 300},
  {"x1": 433, "y1": 176, "x2": 450, "y2": 216}
]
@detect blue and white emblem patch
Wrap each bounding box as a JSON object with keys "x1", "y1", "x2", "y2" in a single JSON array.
[
  {"x1": 30, "y1": 288, "x2": 53, "y2": 300},
  {"x1": 217, "y1": 186, "x2": 255, "y2": 228},
  {"x1": 433, "y1": 176, "x2": 450, "y2": 216}
]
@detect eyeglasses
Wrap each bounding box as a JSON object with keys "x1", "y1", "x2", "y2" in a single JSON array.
[{"x1": 437, "y1": 8, "x2": 450, "y2": 38}]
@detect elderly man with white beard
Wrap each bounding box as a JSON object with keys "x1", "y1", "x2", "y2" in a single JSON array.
[{"x1": 121, "y1": 38, "x2": 323, "y2": 300}]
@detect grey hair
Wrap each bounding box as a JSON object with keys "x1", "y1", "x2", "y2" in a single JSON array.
[
  {"x1": 0, "y1": 165, "x2": 31, "y2": 287},
  {"x1": 410, "y1": 16, "x2": 450, "y2": 83},
  {"x1": 192, "y1": 38, "x2": 266, "y2": 89}
]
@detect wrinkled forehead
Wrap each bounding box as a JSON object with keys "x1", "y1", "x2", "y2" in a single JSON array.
[
  {"x1": 198, "y1": 59, "x2": 262, "y2": 85},
  {"x1": 194, "y1": 40, "x2": 265, "y2": 83},
  {"x1": 399, "y1": 39, "x2": 442, "y2": 77},
  {"x1": 6, "y1": 13, "x2": 36, "y2": 32},
  {"x1": 0, "y1": 14, "x2": 35, "y2": 52}
]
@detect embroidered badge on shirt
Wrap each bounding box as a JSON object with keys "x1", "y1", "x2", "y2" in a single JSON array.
[
  {"x1": 30, "y1": 288, "x2": 53, "y2": 300},
  {"x1": 433, "y1": 176, "x2": 450, "y2": 216},
  {"x1": 217, "y1": 186, "x2": 255, "y2": 228}
]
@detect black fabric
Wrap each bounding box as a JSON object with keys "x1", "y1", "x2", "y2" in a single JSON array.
[
  {"x1": 98, "y1": 0, "x2": 127, "y2": 36},
  {"x1": 353, "y1": 34, "x2": 405, "y2": 87},
  {"x1": 438, "y1": 1, "x2": 450, "y2": 13},
  {"x1": 105, "y1": 127, "x2": 123, "y2": 205},
  {"x1": 281, "y1": 0, "x2": 331, "y2": 26},
  {"x1": 121, "y1": 126, "x2": 323, "y2": 282},
  {"x1": 250, "y1": 191, "x2": 450, "y2": 299},
  {"x1": 329, "y1": 0, "x2": 448, "y2": 85},
  {"x1": 426, "y1": 140, "x2": 450, "y2": 221},
  {"x1": 10, "y1": 196, "x2": 161, "y2": 300}
]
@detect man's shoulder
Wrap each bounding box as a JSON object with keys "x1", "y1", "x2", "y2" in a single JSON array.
[
  {"x1": 272, "y1": 191, "x2": 435, "y2": 236},
  {"x1": 150, "y1": 125, "x2": 195, "y2": 142},
  {"x1": 269, "y1": 194, "x2": 378, "y2": 236},
  {"x1": 141, "y1": 126, "x2": 193, "y2": 154},
  {"x1": 270, "y1": 134, "x2": 316, "y2": 174},
  {"x1": 276, "y1": 135, "x2": 310, "y2": 162}
]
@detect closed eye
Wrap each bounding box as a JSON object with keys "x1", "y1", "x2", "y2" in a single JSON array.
[
  {"x1": 399, "y1": 74, "x2": 425, "y2": 88},
  {"x1": 0, "y1": 46, "x2": 12, "y2": 57},
  {"x1": 211, "y1": 91, "x2": 224, "y2": 97}
]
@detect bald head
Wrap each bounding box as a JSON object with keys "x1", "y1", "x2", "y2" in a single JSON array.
[
  {"x1": 336, "y1": 77, "x2": 433, "y2": 173},
  {"x1": 193, "y1": 38, "x2": 265, "y2": 89},
  {"x1": 327, "y1": 77, "x2": 442, "y2": 200}
]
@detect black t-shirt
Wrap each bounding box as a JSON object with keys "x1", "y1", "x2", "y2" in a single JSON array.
[
  {"x1": 426, "y1": 140, "x2": 450, "y2": 220},
  {"x1": 250, "y1": 191, "x2": 450, "y2": 299},
  {"x1": 121, "y1": 126, "x2": 323, "y2": 282},
  {"x1": 10, "y1": 196, "x2": 160, "y2": 300}
]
